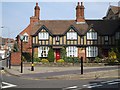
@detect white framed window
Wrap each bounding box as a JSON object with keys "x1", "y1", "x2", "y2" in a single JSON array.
[
  {"x1": 67, "y1": 32, "x2": 77, "y2": 40},
  {"x1": 87, "y1": 29, "x2": 97, "y2": 40},
  {"x1": 56, "y1": 36, "x2": 60, "y2": 41},
  {"x1": 115, "y1": 32, "x2": 120, "y2": 39},
  {"x1": 66, "y1": 46, "x2": 78, "y2": 57},
  {"x1": 23, "y1": 33, "x2": 29, "y2": 42},
  {"x1": 105, "y1": 36, "x2": 108, "y2": 41},
  {"x1": 38, "y1": 46, "x2": 49, "y2": 57},
  {"x1": 38, "y1": 32, "x2": 49, "y2": 40},
  {"x1": 86, "y1": 46, "x2": 98, "y2": 57}
]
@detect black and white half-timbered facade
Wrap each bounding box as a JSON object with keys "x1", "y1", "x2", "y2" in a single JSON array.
[{"x1": 18, "y1": 2, "x2": 120, "y2": 61}]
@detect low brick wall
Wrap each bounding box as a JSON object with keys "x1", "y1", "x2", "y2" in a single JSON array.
[{"x1": 11, "y1": 52, "x2": 21, "y2": 65}]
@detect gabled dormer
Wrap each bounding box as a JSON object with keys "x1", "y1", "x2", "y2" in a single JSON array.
[
  {"x1": 23, "y1": 33, "x2": 29, "y2": 42},
  {"x1": 86, "y1": 28, "x2": 97, "y2": 40}
]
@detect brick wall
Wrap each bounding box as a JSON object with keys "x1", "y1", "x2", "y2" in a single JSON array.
[
  {"x1": 78, "y1": 48, "x2": 86, "y2": 61},
  {"x1": 11, "y1": 52, "x2": 21, "y2": 65}
]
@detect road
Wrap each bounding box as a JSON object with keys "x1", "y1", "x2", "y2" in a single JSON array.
[{"x1": 1, "y1": 72, "x2": 120, "y2": 90}]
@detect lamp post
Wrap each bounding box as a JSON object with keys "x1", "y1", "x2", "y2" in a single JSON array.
[
  {"x1": 19, "y1": 35, "x2": 25, "y2": 73},
  {"x1": 8, "y1": 46, "x2": 11, "y2": 69},
  {"x1": 31, "y1": 37, "x2": 34, "y2": 71}
]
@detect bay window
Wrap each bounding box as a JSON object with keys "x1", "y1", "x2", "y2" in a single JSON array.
[
  {"x1": 38, "y1": 47, "x2": 49, "y2": 57},
  {"x1": 86, "y1": 46, "x2": 98, "y2": 57},
  {"x1": 66, "y1": 46, "x2": 78, "y2": 57}
]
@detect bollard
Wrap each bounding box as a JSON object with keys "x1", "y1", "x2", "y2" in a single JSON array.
[
  {"x1": 31, "y1": 64, "x2": 34, "y2": 71},
  {"x1": 81, "y1": 57, "x2": 83, "y2": 74}
]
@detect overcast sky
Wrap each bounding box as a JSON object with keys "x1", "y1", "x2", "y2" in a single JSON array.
[{"x1": 0, "y1": 1, "x2": 119, "y2": 39}]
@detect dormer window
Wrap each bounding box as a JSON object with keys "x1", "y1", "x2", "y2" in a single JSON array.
[
  {"x1": 38, "y1": 31, "x2": 49, "y2": 40},
  {"x1": 56, "y1": 36, "x2": 60, "y2": 42},
  {"x1": 23, "y1": 33, "x2": 29, "y2": 42},
  {"x1": 67, "y1": 30, "x2": 77, "y2": 40},
  {"x1": 87, "y1": 29, "x2": 97, "y2": 40}
]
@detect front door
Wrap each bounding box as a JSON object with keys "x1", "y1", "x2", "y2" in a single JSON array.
[{"x1": 56, "y1": 50, "x2": 60, "y2": 60}]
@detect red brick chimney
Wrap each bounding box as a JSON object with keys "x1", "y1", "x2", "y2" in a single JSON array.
[
  {"x1": 76, "y1": 2, "x2": 85, "y2": 23},
  {"x1": 30, "y1": 2, "x2": 40, "y2": 25},
  {"x1": 34, "y1": 2, "x2": 40, "y2": 20}
]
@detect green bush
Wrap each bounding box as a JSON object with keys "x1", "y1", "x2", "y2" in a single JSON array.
[
  {"x1": 65, "y1": 57, "x2": 80, "y2": 63},
  {"x1": 22, "y1": 52, "x2": 32, "y2": 62},
  {"x1": 57, "y1": 59, "x2": 64, "y2": 63},
  {"x1": 47, "y1": 48, "x2": 54, "y2": 62},
  {"x1": 60, "y1": 47, "x2": 67, "y2": 60},
  {"x1": 94, "y1": 57, "x2": 102, "y2": 63},
  {"x1": 41, "y1": 59, "x2": 49, "y2": 64},
  {"x1": 34, "y1": 57, "x2": 41, "y2": 62}
]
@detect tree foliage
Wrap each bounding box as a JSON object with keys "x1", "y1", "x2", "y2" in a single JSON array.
[
  {"x1": 13, "y1": 42, "x2": 19, "y2": 52},
  {"x1": 47, "y1": 48, "x2": 54, "y2": 62}
]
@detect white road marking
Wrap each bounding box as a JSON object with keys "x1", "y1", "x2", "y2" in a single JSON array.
[
  {"x1": 83, "y1": 79, "x2": 120, "y2": 89},
  {"x1": 108, "y1": 82, "x2": 120, "y2": 85},
  {"x1": 64, "y1": 86, "x2": 78, "y2": 89},
  {"x1": 87, "y1": 84, "x2": 103, "y2": 88},
  {"x1": 1, "y1": 82, "x2": 17, "y2": 89},
  {"x1": 83, "y1": 83, "x2": 97, "y2": 87},
  {"x1": 101, "y1": 79, "x2": 120, "y2": 84}
]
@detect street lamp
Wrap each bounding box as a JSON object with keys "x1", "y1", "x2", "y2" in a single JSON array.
[
  {"x1": 31, "y1": 36, "x2": 34, "y2": 71},
  {"x1": 19, "y1": 35, "x2": 25, "y2": 73},
  {"x1": 8, "y1": 46, "x2": 11, "y2": 69}
]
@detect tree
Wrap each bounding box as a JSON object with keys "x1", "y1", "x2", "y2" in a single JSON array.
[
  {"x1": 47, "y1": 48, "x2": 54, "y2": 62},
  {"x1": 60, "y1": 47, "x2": 66, "y2": 60},
  {"x1": 13, "y1": 42, "x2": 19, "y2": 52}
]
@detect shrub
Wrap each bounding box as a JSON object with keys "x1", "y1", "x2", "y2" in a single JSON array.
[
  {"x1": 22, "y1": 52, "x2": 32, "y2": 62},
  {"x1": 60, "y1": 47, "x2": 67, "y2": 60},
  {"x1": 41, "y1": 59, "x2": 49, "y2": 64},
  {"x1": 34, "y1": 57, "x2": 41, "y2": 62},
  {"x1": 108, "y1": 49, "x2": 117, "y2": 59},
  {"x1": 65, "y1": 57, "x2": 73, "y2": 63},
  {"x1": 94, "y1": 57, "x2": 102, "y2": 63},
  {"x1": 65, "y1": 57, "x2": 80, "y2": 63},
  {"x1": 57, "y1": 59, "x2": 64, "y2": 63},
  {"x1": 47, "y1": 48, "x2": 54, "y2": 62}
]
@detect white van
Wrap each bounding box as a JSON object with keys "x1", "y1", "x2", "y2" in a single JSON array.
[{"x1": 0, "y1": 50, "x2": 6, "y2": 59}]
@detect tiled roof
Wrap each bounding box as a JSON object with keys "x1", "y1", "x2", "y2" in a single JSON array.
[
  {"x1": 86, "y1": 20, "x2": 120, "y2": 35},
  {"x1": 110, "y1": 6, "x2": 120, "y2": 14},
  {"x1": 31, "y1": 20, "x2": 89, "y2": 35},
  {"x1": 31, "y1": 19, "x2": 120, "y2": 36}
]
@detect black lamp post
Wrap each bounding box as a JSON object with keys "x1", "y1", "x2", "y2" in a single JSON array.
[
  {"x1": 8, "y1": 46, "x2": 11, "y2": 69},
  {"x1": 31, "y1": 37, "x2": 34, "y2": 71},
  {"x1": 19, "y1": 35, "x2": 25, "y2": 73}
]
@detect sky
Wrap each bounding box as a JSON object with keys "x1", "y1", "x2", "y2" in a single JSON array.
[{"x1": 0, "y1": 1, "x2": 119, "y2": 39}]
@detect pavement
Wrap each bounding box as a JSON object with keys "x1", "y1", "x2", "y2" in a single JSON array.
[{"x1": 2, "y1": 65, "x2": 120, "y2": 80}]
